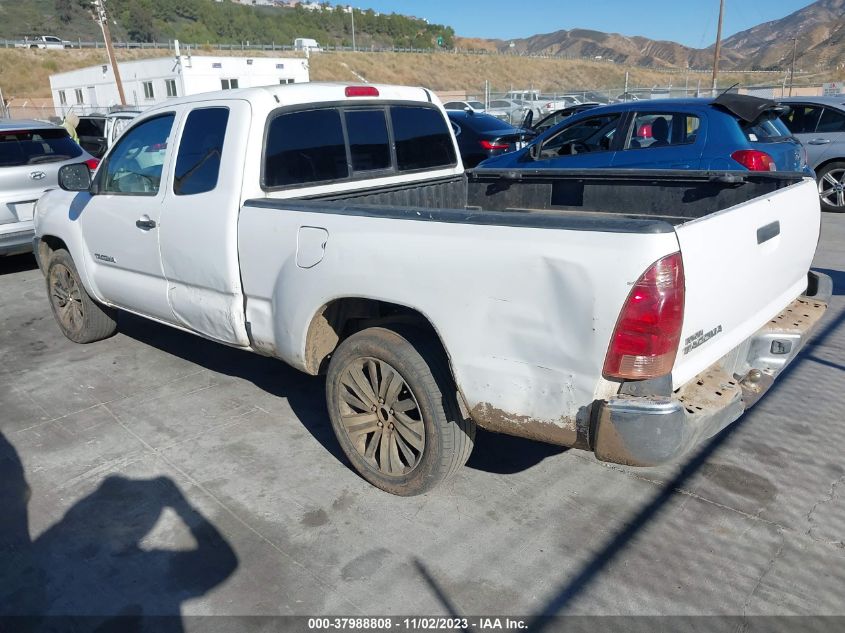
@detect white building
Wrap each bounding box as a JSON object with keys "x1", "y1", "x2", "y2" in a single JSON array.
[{"x1": 49, "y1": 54, "x2": 310, "y2": 115}]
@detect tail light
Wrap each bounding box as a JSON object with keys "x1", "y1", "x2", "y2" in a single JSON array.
[
  {"x1": 732, "y1": 149, "x2": 776, "y2": 171},
  {"x1": 603, "y1": 252, "x2": 685, "y2": 380},
  {"x1": 84, "y1": 158, "x2": 100, "y2": 171},
  {"x1": 480, "y1": 139, "x2": 510, "y2": 150},
  {"x1": 345, "y1": 86, "x2": 379, "y2": 97}
]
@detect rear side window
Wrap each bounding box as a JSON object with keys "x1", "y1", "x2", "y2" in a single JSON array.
[
  {"x1": 625, "y1": 113, "x2": 700, "y2": 149},
  {"x1": 76, "y1": 118, "x2": 106, "y2": 137},
  {"x1": 174, "y1": 107, "x2": 229, "y2": 196},
  {"x1": 0, "y1": 128, "x2": 82, "y2": 167},
  {"x1": 265, "y1": 109, "x2": 348, "y2": 187},
  {"x1": 390, "y1": 106, "x2": 456, "y2": 171},
  {"x1": 345, "y1": 109, "x2": 390, "y2": 172},
  {"x1": 817, "y1": 108, "x2": 845, "y2": 133},
  {"x1": 781, "y1": 105, "x2": 823, "y2": 134}
]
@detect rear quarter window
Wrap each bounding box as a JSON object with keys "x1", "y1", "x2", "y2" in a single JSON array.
[{"x1": 390, "y1": 106, "x2": 456, "y2": 171}]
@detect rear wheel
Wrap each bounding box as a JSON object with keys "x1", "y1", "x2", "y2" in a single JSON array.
[
  {"x1": 46, "y1": 249, "x2": 117, "y2": 343},
  {"x1": 817, "y1": 161, "x2": 845, "y2": 213},
  {"x1": 326, "y1": 326, "x2": 475, "y2": 496}
]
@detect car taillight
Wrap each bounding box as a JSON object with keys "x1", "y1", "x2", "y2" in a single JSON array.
[
  {"x1": 480, "y1": 140, "x2": 510, "y2": 150},
  {"x1": 345, "y1": 86, "x2": 379, "y2": 97},
  {"x1": 732, "y1": 149, "x2": 776, "y2": 171},
  {"x1": 603, "y1": 252, "x2": 685, "y2": 380},
  {"x1": 85, "y1": 158, "x2": 100, "y2": 171}
]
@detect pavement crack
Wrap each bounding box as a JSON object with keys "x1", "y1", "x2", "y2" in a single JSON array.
[
  {"x1": 741, "y1": 529, "x2": 786, "y2": 617},
  {"x1": 805, "y1": 473, "x2": 845, "y2": 543}
]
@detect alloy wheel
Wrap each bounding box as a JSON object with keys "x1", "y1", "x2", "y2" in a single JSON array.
[
  {"x1": 819, "y1": 168, "x2": 845, "y2": 208},
  {"x1": 50, "y1": 263, "x2": 84, "y2": 333},
  {"x1": 337, "y1": 357, "x2": 425, "y2": 477}
]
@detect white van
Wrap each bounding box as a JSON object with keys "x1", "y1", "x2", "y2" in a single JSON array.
[{"x1": 294, "y1": 38, "x2": 322, "y2": 53}]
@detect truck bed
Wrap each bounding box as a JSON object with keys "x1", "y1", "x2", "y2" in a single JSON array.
[{"x1": 281, "y1": 168, "x2": 808, "y2": 229}]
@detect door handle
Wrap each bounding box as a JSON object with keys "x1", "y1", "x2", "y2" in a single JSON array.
[
  {"x1": 808, "y1": 138, "x2": 831, "y2": 145},
  {"x1": 135, "y1": 216, "x2": 157, "y2": 230}
]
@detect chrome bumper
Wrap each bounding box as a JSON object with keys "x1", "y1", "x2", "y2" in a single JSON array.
[{"x1": 593, "y1": 270, "x2": 832, "y2": 467}]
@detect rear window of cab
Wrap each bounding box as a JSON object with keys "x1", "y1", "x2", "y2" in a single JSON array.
[{"x1": 262, "y1": 104, "x2": 457, "y2": 189}]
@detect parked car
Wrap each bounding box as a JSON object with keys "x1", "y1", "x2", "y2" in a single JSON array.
[
  {"x1": 442, "y1": 100, "x2": 486, "y2": 113},
  {"x1": 778, "y1": 96, "x2": 845, "y2": 212},
  {"x1": 77, "y1": 111, "x2": 141, "y2": 159},
  {"x1": 16, "y1": 35, "x2": 70, "y2": 49},
  {"x1": 33, "y1": 83, "x2": 830, "y2": 496},
  {"x1": 538, "y1": 95, "x2": 583, "y2": 114},
  {"x1": 447, "y1": 110, "x2": 534, "y2": 167},
  {"x1": 1, "y1": 120, "x2": 97, "y2": 256},
  {"x1": 478, "y1": 95, "x2": 808, "y2": 173},
  {"x1": 525, "y1": 103, "x2": 601, "y2": 134},
  {"x1": 293, "y1": 37, "x2": 322, "y2": 52},
  {"x1": 616, "y1": 92, "x2": 641, "y2": 102},
  {"x1": 485, "y1": 99, "x2": 529, "y2": 124}
]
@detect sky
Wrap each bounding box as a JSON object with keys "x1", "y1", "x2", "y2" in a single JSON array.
[{"x1": 354, "y1": 0, "x2": 818, "y2": 48}]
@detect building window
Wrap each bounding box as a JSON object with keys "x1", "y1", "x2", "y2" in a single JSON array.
[
  {"x1": 280, "y1": 78, "x2": 294, "y2": 84},
  {"x1": 221, "y1": 78, "x2": 239, "y2": 90},
  {"x1": 165, "y1": 79, "x2": 178, "y2": 98},
  {"x1": 143, "y1": 81, "x2": 155, "y2": 100},
  {"x1": 59, "y1": 90, "x2": 67, "y2": 105},
  {"x1": 75, "y1": 88, "x2": 84, "y2": 104}
]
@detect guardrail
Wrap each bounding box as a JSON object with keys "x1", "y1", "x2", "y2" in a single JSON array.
[{"x1": 0, "y1": 38, "x2": 812, "y2": 74}]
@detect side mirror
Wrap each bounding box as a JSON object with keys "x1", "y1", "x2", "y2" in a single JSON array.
[{"x1": 58, "y1": 163, "x2": 92, "y2": 192}]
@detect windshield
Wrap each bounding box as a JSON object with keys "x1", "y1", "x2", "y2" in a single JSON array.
[
  {"x1": 468, "y1": 101, "x2": 485, "y2": 110},
  {"x1": 0, "y1": 128, "x2": 82, "y2": 167}
]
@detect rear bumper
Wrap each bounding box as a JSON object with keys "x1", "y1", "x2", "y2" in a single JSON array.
[
  {"x1": 593, "y1": 270, "x2": 832, "y2": 467},
  {"x1": 0, "y1": 223, "x2": 35, "y2": 256}
]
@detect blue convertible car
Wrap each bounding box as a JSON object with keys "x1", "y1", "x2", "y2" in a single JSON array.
[{"x1": 477, "y1": 94, "x2": 809, "y2": 173}]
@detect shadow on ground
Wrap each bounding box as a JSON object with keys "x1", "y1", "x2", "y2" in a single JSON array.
[
  {"x1": 0, "y1": 253, "x2": 38, "y2": 276},
  {"x1": 0, "y1": 432, "x2": 237, "y2": 632},
  {"x1": 117, "y1": 313, "x2": 560, "y2": 476}
]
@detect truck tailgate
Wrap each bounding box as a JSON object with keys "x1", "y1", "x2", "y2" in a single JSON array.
[{"x1": 672, "y1": 177, "x2": 821, "y2": 388}]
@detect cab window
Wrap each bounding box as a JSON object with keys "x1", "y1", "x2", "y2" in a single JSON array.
[
  {"x1": 174, "y1": 107, "x2": 229, "y2": 195},
  {"x1": 624, "y1": 113, "x2": 700, "y2": 149},
  {"x1": 538, "y1": 113, "x2": 620, "y2": 159},
  {"x1": 100, "y1": 114, "x2": 174, "y2": 195}
]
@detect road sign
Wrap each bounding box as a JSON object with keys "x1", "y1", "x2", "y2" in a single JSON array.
[
  {"x1": 823, "y1": 82, "x2": 842, "y2": 96},
  {"x1": 436, "y1": 36, "x2": 444, "y2": 47}
]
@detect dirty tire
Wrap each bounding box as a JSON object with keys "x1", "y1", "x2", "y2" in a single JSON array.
[
  {"x1": 326, "y1": 326, "x2": 475, "y2": 496},
  {"x1": 46, "y1": 249, "x2": 117, "y2": 344},
  {"x1": 817, "y1": 161, "x2": 845, "y2": 213}
]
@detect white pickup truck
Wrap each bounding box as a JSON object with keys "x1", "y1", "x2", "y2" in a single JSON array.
[{"x1": 33, "y1": 83, "x2": 831, "y2": 496}]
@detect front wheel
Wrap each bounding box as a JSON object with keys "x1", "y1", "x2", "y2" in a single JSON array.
[
  {"x1": 326, "y1": 326, "x2": 475, "y2": 496},
  {"x1": 817, "y1": 161, "x2": 845, "y2": 213},
  {"x1": 46, "y1": 249, "x2": 117, "y2": 344}
]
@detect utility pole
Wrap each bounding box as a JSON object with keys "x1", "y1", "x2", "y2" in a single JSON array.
[
  {"x1": 93, "y1": 0, "x2": 126, "y2": 106},
  {"x1": 350, "y1": 6, "x2": 356, "y2": 52},
  {"x1": 788, "y1": 37, "x2": 797, "y2": 96},
  {"x1": 711, "y1": 0, "x2": 725, "y2": 96}
]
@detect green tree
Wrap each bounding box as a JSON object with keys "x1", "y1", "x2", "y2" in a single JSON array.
[
  {"x1": 126, "y1": 2, "x2": 157, "y2": 42},
  {"x1": 55, "y1": 0, "x2": 74, "y2": 24}
]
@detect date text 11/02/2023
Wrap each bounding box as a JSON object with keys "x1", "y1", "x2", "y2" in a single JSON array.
[{"x1": 307, "y1": 617, "x2": 528, "y2": 630}]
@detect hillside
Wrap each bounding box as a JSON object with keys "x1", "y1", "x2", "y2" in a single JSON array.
[
  {"x1": 1, "y1": 47, "x2": 834, "y2": 103},
  {"x1": 718, "y1": 0, "x2": 845, "y2": 70},
  {"x1": 472, "y1": 0, "x2": 845, "y2": 72},
  {"x1": 0, "y1": 0, "x2": 455, "y2": 49}
]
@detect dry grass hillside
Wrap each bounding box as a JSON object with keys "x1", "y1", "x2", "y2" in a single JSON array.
[{"x1": 0, "y1": 47, "x2": 833, "y2": 102}]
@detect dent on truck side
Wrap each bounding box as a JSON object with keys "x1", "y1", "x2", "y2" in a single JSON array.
[{"x1": 238, "y1": 202, "x2": 682, "y2": 449}]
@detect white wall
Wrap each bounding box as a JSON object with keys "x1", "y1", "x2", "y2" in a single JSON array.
[{"x1": 50, "y1": 55, "x2": 309, "y2": 115}]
